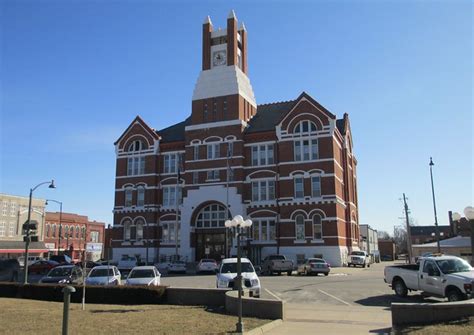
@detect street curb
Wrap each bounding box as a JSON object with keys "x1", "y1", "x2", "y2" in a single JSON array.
[{"x1": 245, "y1": 319, "x2": 283, "y2": 335}]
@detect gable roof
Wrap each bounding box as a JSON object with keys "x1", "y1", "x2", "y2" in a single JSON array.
[
  {"x1": 114, "y1": 115, "x2": 159, "y2": 145},
  {"x1": 245, "y1": 99, "x2": 297, "y2": 134}
]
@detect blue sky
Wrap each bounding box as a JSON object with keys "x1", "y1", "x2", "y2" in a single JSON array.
[{"x1": 1, "y1": 0, "x2": 472, "y2": 234}]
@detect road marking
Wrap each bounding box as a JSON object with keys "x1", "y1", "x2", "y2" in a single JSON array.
[
  {"x1": 265, "y1": 288, "x2": 282, "y2": 301},
  {"x1": 317, "y1": 289, "x2": 351, "y2": 306}
]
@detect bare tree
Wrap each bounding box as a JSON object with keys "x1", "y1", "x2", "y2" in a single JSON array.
[
  {"x1": 377, "y1": 231, "x2": 391, "y2": 240},
  {"x1": 393, "y1": 226, "x2": 408, "y2": 255}
]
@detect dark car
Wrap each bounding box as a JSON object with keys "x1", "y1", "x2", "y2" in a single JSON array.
[
  {"x1": 0, "y1": 259, "x2": 20, "y2": 282},
  {"x1": 28, "y1": 260, "x2": 59, "y2": 275},
  {"x1": 39, "y1": 265, "x2": 83, "y2": 284},
  {"x1": 49, "y1": 254, "x2": 72, "y2": 265}
]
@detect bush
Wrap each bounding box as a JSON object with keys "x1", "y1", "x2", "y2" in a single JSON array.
[{"x1": 0, "y1": 283, "x2": 167, "y2": 305}]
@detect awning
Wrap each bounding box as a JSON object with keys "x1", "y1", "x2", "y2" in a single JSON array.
[{"x1": 0, "y1": 241, "x2": 48, "y2": 254}]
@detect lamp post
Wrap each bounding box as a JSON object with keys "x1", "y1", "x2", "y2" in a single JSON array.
[
  {"x1": 45, "y1": 199, "x2": 63, "y2": 255},
  {"x1": 452, "y1": 206, "x2": 474, "y2": 266},
  {"x1": 24, "y1": 180, "x2": 55, "y2": 284},
  {"x1": 225, "y1": 215, "x2": 252, "y2": 334},
  {"x1": 429, "y1": 157, "x2": 441, "y2": 253}
]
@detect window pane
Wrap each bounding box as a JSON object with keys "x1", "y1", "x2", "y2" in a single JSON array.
[
  {"x1": 252, "y1": 182, "x2": 259, "y2": 201},
  {"x1": 295, "y1": 178, "x2": 304, "y2": 198},
  {"x1": 311, "y1": 139, "x2": 318, "y2": 160},
  {"x1": 140, "y1": 157, "x2": 145, "y2": 174},
  {"x1": 267, "y1": 145, "x2": 274, "y2": 164},
  {"x1": 259, "y1": 145, "x2": 266, "y2": 165},
  {"x1": 214, "y1": 143, "x2": 220, "y2": 158},
  {"x1": 125, "y1": 189, "x2": 133, "y2": 207},
  {"x1": 164, "y1": 156, "x2": 169, "y2": 173},
  {"x1": 127, "y1": 158, "x2": 133, "y2": 175},
  {"x1": 253, "y1": 223, "x2": 260, "y2": 241},
  {"x1": 137, "y1": 188, "x2": 145, "y2": 206},
  {"x1": 296, "y1": 216, "x2": 305, "y2": 239},
  {"x1": 294, "y1": 141, "x2": 301, "y2": 161},
  {"x1": 310, "y1": 122, "x2": 316, "y2": 131},
  {"x1": 193, "y1": 172, "x2": 198, "y2": 184},
  {"x1": 312, "y1": 176, "x2": 321, "y2": 197},
  {"x1": 268, "y1": 181, "x2": 275, "y2": 200},
  {"x1": 302, "y1": 121, "x2": 308, "y2": 133},
  {"x1": 194, "y1": 146, "x2": 199, "y2": 160},
  {"x1": 252, "y1": 146, "x2": 258, "y2": 166},
  {"x1": 163, "y1": 188, "x2": 169, "y2": 206},
  {"x1": 269, "y1": 221, "x2": 276, "y2": 240},
  {"x1": 261, "y1": 221, "x2": 268, "y2": 241},
  {"x1": 303, "y1": 140, "x2": 310, "y2": 160},
  {"x1": 260, "y1": 181, "x2": 267, "y2": 201},
  {"x1": 295, "y1": 124, "x2": 300, "y2": 133}
]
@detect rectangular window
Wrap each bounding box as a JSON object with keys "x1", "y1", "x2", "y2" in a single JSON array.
[
  {"x1": 261, "y1": 222, "x2": 268, "y2": 241},
  {"x1": 163, "y1": 186, "x2": 182, "y2": 207},
  {"x1": 227, "y1": 142, "x2": 233, "y2": 157},
  {"x1": 162, "y1": 222, "x2": 180, "y2": 243},
  {"x1": 163, "y1": 153, "x2": 179, "y2": 173},
  {"x1": 294, "y1": 178, "x2": 304, "y2": 198},
  {"x1": 137, "y1": 187, "x2": 145, "y2": 207},
  {"x1": 294, "y1": 139, "x2": 319, "y2": 161},
  {"x1": 207, "y1": 170, "x2": 219, "y2": 181},
  {"x1": 8, "y1": 223, "x2": 15, "y2": 236},
  {"x1": 125, "y1": 189, "x2": 133, "y2": 207},
  {"x1": 0, "y1": 221, "x2": 6, "y2": 237},
  {"x1": 227, "y1": 168, "x2": 234, "y2": 182},
  {"x1": 311, "y1": 176, "x2": 321, "y2": 197},
  {"x1": 269, "y1": 221, "x2": 276, "y2": 240},
  {"x1": 251, "y1": 180, "x2": 275, "y2": 202},
  {"x1": 207, "y1": 143, "x2": 220, "y2": 159},
  {"x1": 193, "y1": 146, "x2": 199, "y2": 160},
  {"x1": 252, "y1": 223, "x2": 259, "y2": 241},
  {"x1": 251, "y1": 144, "x2": 274, "y2": 166},
  {"x1": 193, "y1": 172, "x2": 199, "y2": 184}
]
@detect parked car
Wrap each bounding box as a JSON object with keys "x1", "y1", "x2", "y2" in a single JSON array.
[
  {"x1": 86, "y1": 265, "x2": 121, "y2": 286},
  {"x1": 0, "y1": 259, "x2": 20, "y2": 282},
  {"x1": 261, "y1": 254, "x2": 294, "y2": 276},
  {"x1": 125, "y1": 266, "x2": 161, "y2": 286},
  {"x1": 28, "y1": 260, "x2": 59, "y2": 275},
  {"x1": 49, "y1": 254, "x2": 72, "y2": 265},
  {"x1": 117, "y1": 255, "x2": 138, "y2": 271},
  {"x1": 297, "y1": 258, "x2": 331, "y2": 276},
  {"x1": 168, "y1": 261, "x2": 187, "y2": 274},
  {"x1": 348, "y1": 251, "x2": 370, "y2": 268},
  {"x1": 216, "y1": 258, "x2": 261, "y2": 298},
  {"x1": 197, "y1": 259, "x2": 218, "y2": 273},
  {"x1": 40, "y1": 265, "x2": 83, "y2": 284},
  {"x1": 384, "y1": 255, "x2": 473, "y2": 302},
  {"x1": 18, "y1": 256, "x2": 43, "y2": 267}
]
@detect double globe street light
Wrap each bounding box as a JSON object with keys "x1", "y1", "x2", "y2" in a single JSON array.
[
  {"x1": 225, "y1": 215, "x2": 252, "y2": 334},
  {"x1": 451, "y1": 206, "x2": 474, "y2": 266}
]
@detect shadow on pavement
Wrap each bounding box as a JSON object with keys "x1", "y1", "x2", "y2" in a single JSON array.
[
  {"x1": 354, "y1": 294, "x2": 439, "y2": 308},
  {"x1": 369, "y1": 326, "x2": 392, "y2": 334}
]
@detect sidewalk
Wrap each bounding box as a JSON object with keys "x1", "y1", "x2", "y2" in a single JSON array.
[{"x1": 267, "y1": 303, "x2": 392, "y2": 335}]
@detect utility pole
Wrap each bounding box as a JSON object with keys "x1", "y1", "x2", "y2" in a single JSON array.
[
  {"x1": 403, "y1": 193, "x2": 413, "y2": 264},
  {"x1": 429, "y1": 157, "x2": 441, "y2": 253}
]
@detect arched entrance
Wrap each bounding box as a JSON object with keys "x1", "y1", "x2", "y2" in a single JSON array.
[{"x1": 193, "y1": 203, "x2": 230, "y2": 261}]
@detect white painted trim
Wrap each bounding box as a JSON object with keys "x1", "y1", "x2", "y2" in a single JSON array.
[
  {"x1": 243, "y1": 140, "x2": 276, "y2": 147},
  {"x1": 185, "y1": 119, "x2": 247, "y2": 131},
  {"x1": 187, "y1": 156, "x2": 244, "y2": 163}
]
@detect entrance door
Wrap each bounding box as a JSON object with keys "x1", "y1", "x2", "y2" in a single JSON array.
[{"x1": 196, "y1": 232, "x2": 225, "y2": 261}]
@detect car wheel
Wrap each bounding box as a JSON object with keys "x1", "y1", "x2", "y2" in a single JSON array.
[
  {"x1": 362, "y1": 264, "x2": 366, "y2": 268},
  {"x1": 393, "y1": 279, "x2": 408, "y2": 298},
  {"x1": 324, "y1": 273, "x2": 329, "y2": 276},
  {"x1": 447, "y1": 288, "x2": 465, "y2": 302},
  {"x1": 287, "y1": 271, "x2": 292, "y2": 276}
]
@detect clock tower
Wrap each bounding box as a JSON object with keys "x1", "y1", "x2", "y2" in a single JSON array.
[{"x1": 190, "y1": 10, "x2": 257, "y2": 126}]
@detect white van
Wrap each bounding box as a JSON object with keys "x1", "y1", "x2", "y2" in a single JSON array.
[{"x1": 18, "y1": 256, "x2": 43, "y2": 267}]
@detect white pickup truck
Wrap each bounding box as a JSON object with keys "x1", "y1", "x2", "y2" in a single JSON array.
[{"x1": 384, "y1": 255, "x2": 474, "y2": 302}]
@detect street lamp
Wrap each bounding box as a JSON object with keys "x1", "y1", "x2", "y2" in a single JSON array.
[
  {"x1": 452, "y1": 206, "x2": 474, "y2": 266},
  {"x1": 429, "y1": 157, "x2": 441, "y2": 253},
  {"x1": 45, "y1": 199, "x2": 63, "y2": 255},
  {"x1": 225, "y1": 215, "x2": 252, "y2": 334},
  {"x1": 24, "y1": 179, "x2": 55, "y2": 284}
]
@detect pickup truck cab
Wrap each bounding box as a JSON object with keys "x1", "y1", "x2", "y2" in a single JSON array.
[
  {"x1": 384, "y1": 255, "x2": 473, "y2": 302},
  {"x1": 262, "y1": 254, "x2": 294, "y2": 275},
  {"x1": 117, "y1": 255, "x2": 138, "y2": 271},
  {"x1": 348, "y1": 251, "x2": 370, "y2": 268}
]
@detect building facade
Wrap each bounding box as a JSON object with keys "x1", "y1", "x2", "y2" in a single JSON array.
[
  {"x1": 0, "y1": 194, "x2": 48, "y2": 258},
  {"x1": 410, "y1": 225, "x2": 451, "y2": 245},
  {"x1": 110, "y1": 12, "x2": 360, "y2": 267},
  {"x1": 44, "y1": 212, "x2": 105, "y2": 261},
  {"x1": 359, "y1": 224, "x2": 379, "y2": 263}
]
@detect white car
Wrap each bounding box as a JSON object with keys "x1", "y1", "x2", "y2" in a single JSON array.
[
  {"x1": 197, "y1": 259, "x2": 218, "y2": 273},
  {"x1": 126, "y1": 266, "x2": 161, "y2": 286},
  {"x1": 168, "y1": 261, "x2": 187, "y2": 274},
  {"x1": 85, "y1": 265, "x2": 121, "y2": 286},
  {"x1": 216, "y1": 258, "x2": 261, "y2": 298}
]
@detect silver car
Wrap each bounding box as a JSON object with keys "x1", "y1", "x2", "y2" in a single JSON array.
[
  {"x1": 125, "y1": 266, "x2": 161, "y2": 286},
  {"x1": 85, "y1": 265, "x2": 121, "y2": 285},
  {"x1": 297, "y1": 258, "x2": 331, "y2": 276}
]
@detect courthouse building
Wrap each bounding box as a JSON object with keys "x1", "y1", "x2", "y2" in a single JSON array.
[{"x1": 110, "y1": 12, "x2": 360, "y2": 266}]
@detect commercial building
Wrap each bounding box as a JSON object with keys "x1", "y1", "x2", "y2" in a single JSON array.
[
  {"x1": 412, "y1": 236, "x2": 472, "y2": 263},
  {"x1": 410, "y1": 225, "x2": 451, "y2": 245},
  {"x1": 378, "y1": 239, "x2": 396, "y2": 261},
  {"x1": 0, "y1": 194, "x2": 48, "y2": 258},
  {"x1": 359, "y1": 224, "x2": 379, "y2": 263},
  {"x1": 109, "y1": 12, "x2": 360, "y2": 267}
]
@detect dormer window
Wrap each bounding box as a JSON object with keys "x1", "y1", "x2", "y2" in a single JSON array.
[{"x1": 294, "y1": 120, "x2": 317, "y2": 134}]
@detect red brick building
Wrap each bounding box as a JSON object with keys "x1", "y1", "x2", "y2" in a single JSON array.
[
  {"x1": 110, "y1": 12, "x2": 360, "y2": 266},
  {"x1": 44, "y1": 212, "x2": 105, "y2": 261}
]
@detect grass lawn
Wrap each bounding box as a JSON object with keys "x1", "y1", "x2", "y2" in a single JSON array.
[
  {"x1": 0, "y1": 298, "x2": 270, "y2": 334},
  {"x1": 397, "y1": 317, "x2": 474, "y2": 335}
]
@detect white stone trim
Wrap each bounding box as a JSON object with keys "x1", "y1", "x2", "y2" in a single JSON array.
[{"x1": 185, "y1": 119, "x2": 248, "y2": 131}]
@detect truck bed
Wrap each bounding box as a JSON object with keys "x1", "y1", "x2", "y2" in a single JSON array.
[{"x1": 389, "y1": 264, "x2": 419, "y2": 271}]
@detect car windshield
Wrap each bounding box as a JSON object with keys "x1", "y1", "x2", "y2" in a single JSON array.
[
  {"x1": 351, "y1": 252, "x2": 365, "y2": 256},
  {"x1": 90, "y1": 268, "x2": 115, "y2": 277},
  {"x1": 129, "y1": 270, "x2": 155, "y2": 278},
  {"x1": 48, "y1": 267, "x2": 72, "y2": 277},
  {"x1": 436, "y1": 259, "x2": 472, "y2": 274},
  {"x1": 201, "y1": 259, "x2": 215, "y2": 263},
  {"x1": 269, "y1": 255, "x2": 285, "y2": 260},
  {"x1": 308, "y1": 259, "x2": 325, "y2": 263},
  {"x1": 220, "y1": 262, "x2": 254, "y2": 273}
]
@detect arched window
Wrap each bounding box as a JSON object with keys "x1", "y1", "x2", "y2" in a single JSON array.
[
  {"x1": 294, "y1": 120, "x2": 317, "y2": 134},
  {"x1": 125, "y1": 188, "x2": 133, "y2": 207},
  {"x1": 135, "y1": 219, "x2": 144, "y2": 241},
  {"x1": 128, "y1": 140, "x2": 143, "y2": 152},
  {"x1": 312, "y1": 215, "x2": 323, "y2": 240},
  {"x1": 81, "y1": 226, "x2": 86, "y2": 239},
  {"x1": 295, "y1": 215, "x2": 305, "y2": 240},
  {"x1": 46, "y1": 224, "x2": 50, "y2": 237},
  {"x1": 52, "y1": 224, "x2": 57, "y2": 238},
  {"x1": 123, "y1": 220, "x2": 131, "y2": 241},
  {"x1": 195, "y1": 203, "x2": 228, "y2": 228},
  {"x1": 137, "y1": 186, "x2": 145, "y2": 207},
  {"x1": 76, "y1": 226, "x2": 80, "y2": 239}
]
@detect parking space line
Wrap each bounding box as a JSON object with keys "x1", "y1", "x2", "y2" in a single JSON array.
[
  {"x1": 265, "y1": 288, "x2": 282, "y2": 301},
  {"x1": 317, "y1": 289, "x2": 351, "y2": 306}
]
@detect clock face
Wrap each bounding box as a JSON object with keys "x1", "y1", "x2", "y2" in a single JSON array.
[{"x1": 212, "y1": 50, "x2": 227, "y2": 67}]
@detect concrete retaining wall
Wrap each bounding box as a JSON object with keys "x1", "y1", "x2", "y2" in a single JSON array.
[
  {"x1": 166, "y1": 287, "x2": 230, "y2": 306},
  {"x1": 391, "y1": 300, "x2": 474, "y2": 327},
  {"x1": 225, "y1": 290, "x2": 285, "y2": 320}
]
